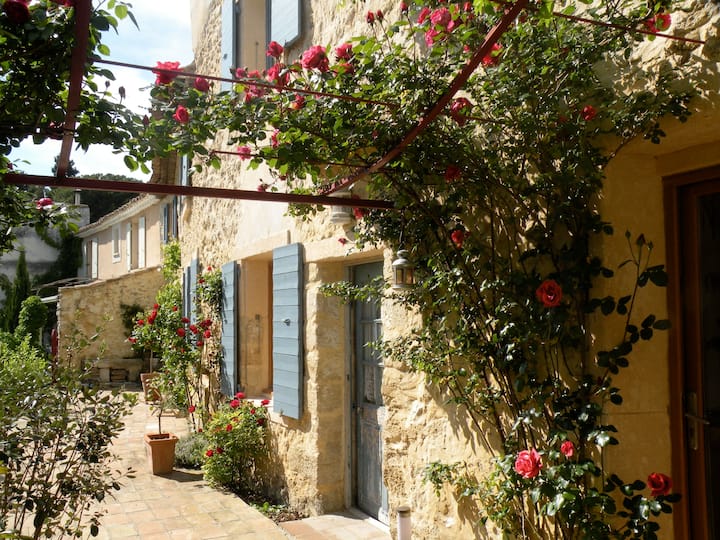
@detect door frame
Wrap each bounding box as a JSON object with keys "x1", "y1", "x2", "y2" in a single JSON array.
[{"x1": 663, "y1": 164, "x2": 720, "y2": 539}]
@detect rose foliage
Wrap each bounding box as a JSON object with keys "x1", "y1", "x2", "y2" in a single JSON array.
[{"x1": 0, "y1": 0, "x2": 696, "y2": 537}]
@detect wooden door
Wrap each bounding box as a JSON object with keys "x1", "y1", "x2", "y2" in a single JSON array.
[
  {"x1": 352, "y1": 262, "x2": 388, "y2": 523},
  {"x1": 666, "y1": 168, "x2": 720, "y2": 539}
]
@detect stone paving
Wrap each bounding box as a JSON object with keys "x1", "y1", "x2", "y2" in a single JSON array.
[{"x1": 87, "y1": 388, "x2": 391, "y2": 540}]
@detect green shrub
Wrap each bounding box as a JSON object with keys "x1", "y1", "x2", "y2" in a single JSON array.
[
  {"x1": 0, "y1": 336, "x2": 135, "y2": 538},
  {"x1": 175, "y1": 431, "x2": 208, "y2": 469},
  {"x1": 202, "y1": 393, "x2": 269, "y2": 491}
]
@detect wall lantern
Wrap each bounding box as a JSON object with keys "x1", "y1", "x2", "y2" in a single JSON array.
[{"x1": 391, "y1": 250, "x2": 415, "y2": 290}]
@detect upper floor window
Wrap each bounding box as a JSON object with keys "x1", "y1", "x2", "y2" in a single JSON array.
[
  {"x1": 111, "y1": 225, "x2": 121, "y2": 262},
  {"x1": 221, "y1": 0, "x2": 301, "y2": 89}
]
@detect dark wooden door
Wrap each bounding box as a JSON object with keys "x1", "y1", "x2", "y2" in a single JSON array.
[{"x1": 675, "y1": 177, "x2": 720, "y2": 539}]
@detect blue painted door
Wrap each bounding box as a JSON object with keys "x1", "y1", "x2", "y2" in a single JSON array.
[{"x1": 353, "y1": 262, "x2": 388, "y2": 523}]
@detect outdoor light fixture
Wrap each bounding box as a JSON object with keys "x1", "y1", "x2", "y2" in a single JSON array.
[
  {"x1": 329, "y1": 188, "x2": 353, "y2": 224},
  {"x1": 391, "y1": 250, "x2": 415, "y2": 290}
]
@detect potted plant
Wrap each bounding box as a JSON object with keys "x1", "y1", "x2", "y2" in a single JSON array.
[{"x1": 143, "y1": 373, "x2": 178, "y2": 475}]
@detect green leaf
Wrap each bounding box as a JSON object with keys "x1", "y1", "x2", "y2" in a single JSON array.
[
  {"x1": 123, "y1": 155, "x2": 138, "y2": 171},
  {"x1": 653, "y1": 319, "x2": 671, "y2": 330},
  {"x1": 114, "y1": 4, "x2": 128, "y2": 19}
]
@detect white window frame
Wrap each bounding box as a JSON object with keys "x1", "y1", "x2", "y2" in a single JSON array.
[
  {"x1": 126, "y1": 222, "x2": 133, "y2": 271},
  {"x1": 112, "y1": 224, "x2": 121, "y2": 262},
  {"x1": 138, "y1": 217, "x2": 146, "y2": 268},
  {"x1": 91, "y1": 238, "x2": 99, "y2": 279}
]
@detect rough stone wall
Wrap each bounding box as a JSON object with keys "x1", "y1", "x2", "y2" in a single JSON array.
[
  {"x1": 57, "y1": 266, "x2": 164, "y2": 374},
  {"x1": 183, "y1": 1, "x2": 720, "y2": 538}
]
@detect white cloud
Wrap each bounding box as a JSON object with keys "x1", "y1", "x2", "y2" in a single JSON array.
[{"x1": 8, "y1": 0, "x2": 193, "y2": 180}]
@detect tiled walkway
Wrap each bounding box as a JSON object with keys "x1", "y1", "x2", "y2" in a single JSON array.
[{"x1": 89, "y1": 388, "x2": 390, "y2": 540}]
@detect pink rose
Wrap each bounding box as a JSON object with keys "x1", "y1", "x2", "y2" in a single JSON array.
[
  {"x1": 271, "y1": 129, "x2": 280, "y2": 148},
  {"x1": 266, "y1": 40, "x2": 284, "y2": 59},
  {"x1": 514, "y1": 448, "x2": 542, "y2": 479},
  {"x1": 229, "y1": 399, "x2": 240, "y2": 408},
  {"x1": 173, "y1": 105, "x2": 189, "y2": 124},
  {"x1": 267, "y1": 63, "x2": 289, "y2": 86},
  {"x1": 430, "y1": 7, "x2": 451, "y2": 28},
  {"x1": 301, "y1": 45, "x2": 329, "y2": 72},
  {"x1": 291, "y1": 94, "x2": 306, "y2": 110},
  {"x1": 560, "y1": 440, "x2": 575, "y2": 458},
  {"x1": 194, "y1": 77, "x2": 210, "y2": 92},
  {"x1": 153, "y1": 61, "x2": 181, "y2": 85},
  {"x1": 235, "y1": 392, "x2": 246, "y2": 399},
  {"x1": 535, "y1": 279, "x2": 563, "y2": 308},
  {"x1": 418, "y1": 6, "x2": 431, "y2": 24},
  {"x1": 647, "y1": 472, "x2": 672, "y2": 497},
  {"x1": 237, "y1": 145, "x2": 252, "y2": 160},
  {"x1": 235, "y1": 67, "x2": 248, "y2": 78}
]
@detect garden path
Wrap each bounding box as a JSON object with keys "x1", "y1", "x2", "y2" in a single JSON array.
[{"x1": 88, "y1": 388, "x2": 390, "y2": 540}]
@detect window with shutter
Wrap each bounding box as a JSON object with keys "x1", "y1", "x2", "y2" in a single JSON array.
[
  {"x1": 272, "y1": 243, "x2": 304, "y2": 419},
  {"x1": 268, "y1": 0, "x2": 301, "y2": 48},
  {"x1": 221, "y1": 261, "x2": 239, "y2": 396}
]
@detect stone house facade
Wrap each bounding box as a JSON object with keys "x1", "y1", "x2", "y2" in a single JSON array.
[
  {"x1": 178, "y1": 1, "x2": 720, "y2": 538},
  {"x1": 57, "y1": 189, "x2": 179, "y2": 381}
]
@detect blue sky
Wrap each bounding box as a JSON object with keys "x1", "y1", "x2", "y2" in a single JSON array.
[{"x1": 10, "y1": 1, "x2": 193, "y2": 180}]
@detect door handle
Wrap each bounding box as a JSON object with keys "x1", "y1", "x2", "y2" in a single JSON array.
[{"x1": 685, "y1": 391, "x2": 708, "y2": 451}]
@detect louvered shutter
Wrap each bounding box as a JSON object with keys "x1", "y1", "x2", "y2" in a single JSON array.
[
  {"x1": 220, "y1": 261, "x2": 238, "y2": 396},
  {"x1": 184, "y1": 258, "x2": 198, "y2": 324},
  {"x1": 272, "y1": 243, "x2": 304, "y2": 419}
]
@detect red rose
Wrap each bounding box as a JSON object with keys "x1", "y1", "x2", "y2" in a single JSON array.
[
  {"x1": 204, "y1": 329, "x2": 212, "y2": 339},
  {"x1": 193, "y1": 77, "x2": 210, "y2": 92},
  {"x1": 176, "y1": 328, "x2": 186, "y2": 337},
  {"x1": 335, "y1": 43, "x2": 353, "y2": 61},
  {"x1": 237, "y1": 145, "x2": 252, "y2": 160},
  {"x1": 647, "y1": 472, "x2": 672, "y2": 497},
  {"x1": 153, "y1": 61, "x2": 181, "y2": 85},
  {"x1": 514, "y1": 448, "x2": 542, "y2": 479},
  {"x1": 188, "y1": 405, "x2": 196, "y2": 413},
  {"x1": 3, "y1": 0, "x2": 30, "y2": 25},
  {"x1": 229, "y1": 399, "x2": 240, "y2": 408},
  {"x1": 35, "y1": 197, "x2": 54, "y2": 210},
  {"x1": 261, "y1": 399, "x2": 270, "y2": 406},
  {"x1": 257, "y1": 418, "x2": 266, "y2": 426},
  {"x1": 205, "y1": 449, "x2": 214, "y2": 457},
  {"x1": 189, "y1": 324, "x2": 198, "y2": 334},
  {"x1": 581, "y1": 105, "x2": 597, "y2": 121},
  {"x1": 375, "y1": 9, "x2": 384, "y2": 21},
  {"x1": 536, "y1": 279, "x2": 563, "y2": 308},
  {"x1": 482, "y1": 43, "x2": 502, "y2": 67},
  {"x1": 128, "y1": 337, "x2": 137, "y2": 344},
  {"x1": 137, "y1": 319, "x2": 145, "y2": 326},
  {"x1": 291, "y1": 94, "x2": 306, "y2": 110},
  {"x1": 181, "y1": 317, "x2": 190, "y2": 323},
  {"x1": 215, "y1": 447, "x2": 223, "y2": 454},
  {"x1": 366, "y1": 10, "x2": 375, "y2": 24},
  {"x1": 235, "y1": 392, "x2": 246, "y2": 399},
  {"x1": 400, "y1": 1, "x2": 409, "y2": 14},
  {"x1": 196, "y1": 340, "x2": 204, "y2": 347},
  {"x1": 226, "y1": 424, "x2": 233, "y2": 431},
  {"x1": 172, "y1": 305, "x2": 178, "y2": 312},
  {"x1": 352, "y1": 207, "x2": 366, "y2": 220},
  {"x1": 338, "y1": 237, "x2": 348, "y2": 245},
  {"x1": 266, "y1": 40, "x2": 284, "y2": 58},
  {"x1": 301, "y1": 45, "x2": 329, "y2": 72},
  {"x1": 444, "y1": 165, "x2": 461, "y2": 182},
  {"x1": 173, "y1": 105, "x2": 189, "y2": 124},
  {"x1": 449, "y1": 97, "x2": 472, "y2": 126},
  {"x1": 560, "y1": 440, "x2": 575, "y2": 458},
  {"x1": 451, "y1": 229, "x2": 467, "y2": 249}
]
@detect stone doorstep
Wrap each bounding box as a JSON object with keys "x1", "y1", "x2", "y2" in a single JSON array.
[{"x1": 93, "y1": 357, "x2": 144, "y2": 383}]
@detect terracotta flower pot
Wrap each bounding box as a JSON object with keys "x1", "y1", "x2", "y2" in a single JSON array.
[{"x1": 144, "y1": 433, "x2": 178, "y2": 475}]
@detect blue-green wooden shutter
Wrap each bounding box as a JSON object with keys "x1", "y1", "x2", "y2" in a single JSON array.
[
  {"x1": 272, "y1": 243, "x2": 304, "y2": 419},
  {"x1": 183, "y1": 265, "x2": 191, "y2": 320},
  {"x1": 268, "y1": 0, "x2": 301, "y2": 47},
  {"x1": 220, "y1": 261, "x2": 238, "y2": 397},
  {"x1": 185, "y1": 259, "x2": 198, "y2": 324},
  {"x1": 220, "y1": 0, "x2": 236, "y2": 90}
]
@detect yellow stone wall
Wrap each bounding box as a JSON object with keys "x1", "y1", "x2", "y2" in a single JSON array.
[
  {"x1": 57, "y1": 266, "x2": 165, "y2": 373},
  {"x1": 183, "y1": 1, "x2": 720, "y2": 537}
]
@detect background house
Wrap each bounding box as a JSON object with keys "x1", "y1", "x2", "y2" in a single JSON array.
[
  {"x1": 175, "y1": 1, "x2": 720, "y2": 538},
  {"x1": 57, "y1": 158, "x2": 183, "y2": 383}
]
